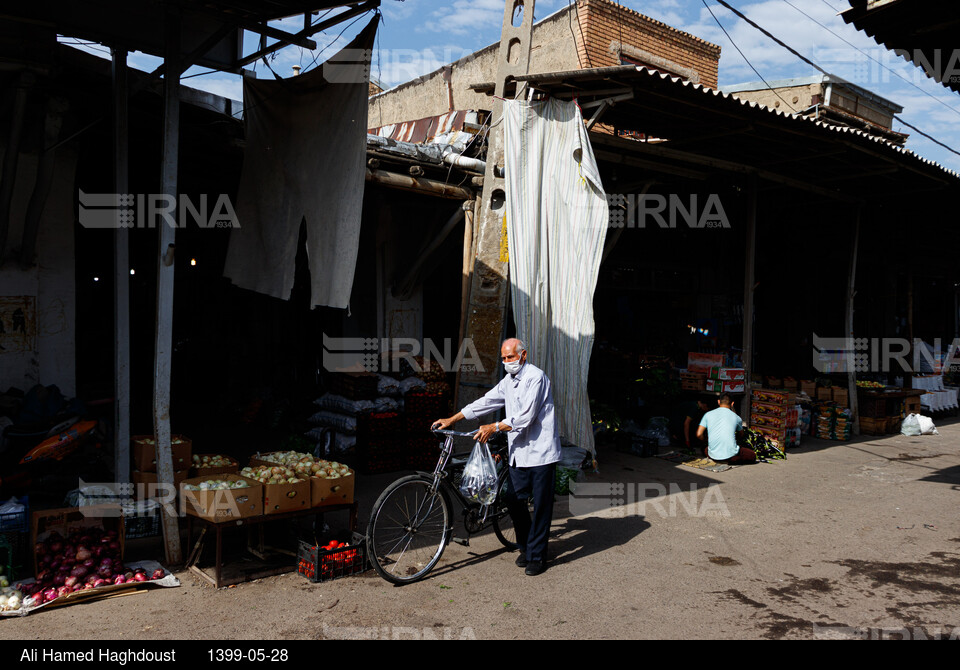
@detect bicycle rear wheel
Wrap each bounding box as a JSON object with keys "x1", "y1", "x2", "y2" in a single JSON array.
[
  {"x1": 492, "y1": 477, "x2": 519, "y2": 551},
  {"x1": 367, "y1": 475, "x2": 452, "y2": 585}
]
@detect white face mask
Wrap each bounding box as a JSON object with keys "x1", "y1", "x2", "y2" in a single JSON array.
[{"x1": 504, "y1": 359, "x2": 523, "y2": 375}]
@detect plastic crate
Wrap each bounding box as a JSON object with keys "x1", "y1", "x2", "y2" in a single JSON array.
[
  {"x1": 297, "y1": 533, "x2": 368, "y2": 582},
  {"x1": 122, "y1": 499, "x2": 161, "y2": 539},
  {"x1": 0, "y1": 531, "x2": 27, "y2": 581},
  {"x1": 0, "y1": 496, "x2": 28, "y2": 533}
]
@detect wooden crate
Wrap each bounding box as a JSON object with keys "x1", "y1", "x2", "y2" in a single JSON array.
[{"x1": 859, "y1": 416, "x2": 886, "y2": 436}]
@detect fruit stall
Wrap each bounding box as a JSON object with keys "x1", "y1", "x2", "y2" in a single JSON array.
[{"x1": 181, "y1": 450, "x2": 360, "y2": 589}]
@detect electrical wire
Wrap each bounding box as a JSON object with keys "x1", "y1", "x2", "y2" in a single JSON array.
[
  {"x1": 892, "y1": 116, "x2": 960, "y2": 159},
  {"x1": 568, "y1": 0, "x2": 593, "y2": 68},
  {"x1": 779, "y1": 0, "x2": 960, "y2": 123},
  {"x1": 700, "y1": 0, "x2": 802, "y2": 113},
  {"x1": 301, "y1": 12, "x2": 369, "y2": 74},
  {"x1": 706, "y1": 0, "x2": 960, "y2": 158}
]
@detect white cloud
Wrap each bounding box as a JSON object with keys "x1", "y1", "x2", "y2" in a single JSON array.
[{"x1": 420, "y1": 0, "x2": 509, "y2": 36}]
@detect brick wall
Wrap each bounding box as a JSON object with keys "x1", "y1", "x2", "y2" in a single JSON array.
[{"x1": 577, "y1": 0, "x2": 720, "y2": 89}]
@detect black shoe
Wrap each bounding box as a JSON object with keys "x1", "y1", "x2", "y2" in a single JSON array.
[
  {"x1": 515, "y1": 554, "x2": 528, "y2": 568},
  {"x1": 524, "y1": 561, "x2": 544, "y2": 576}
]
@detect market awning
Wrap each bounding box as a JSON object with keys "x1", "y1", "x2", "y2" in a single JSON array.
[
  {"x1": 841, "y1": 0, "x2": 960, "y2": 96},
  {"x1": 2, "y1": 0, "x2": 378, "y2": 73},
  {"x1": 470, "y1": 65, "x2": 960, "y2": 203}
]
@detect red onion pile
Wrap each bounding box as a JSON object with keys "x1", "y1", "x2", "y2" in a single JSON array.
[{"x1": 23, "y1": 527, "x2": 166, "y2": 606}]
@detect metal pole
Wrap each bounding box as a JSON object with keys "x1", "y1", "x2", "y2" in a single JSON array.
[
  {"x1": 457, "y1": 0, "x2": 536, "y2": 412},
  {"x1": 155, "y1": 9, "x2": 182, "y2": 565},
  {"x1": 113, "y1": 47, "x2": 132, "y2": 486},
  {"x1": 741, "y1": 175, "x2": 757, "y2": 425}
]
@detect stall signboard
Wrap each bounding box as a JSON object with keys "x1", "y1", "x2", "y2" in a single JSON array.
[
  {"x1": 708, "y1": 367, "x2": 745, "y2": 381},
  {"x1": 705, "y1": 379, "x2": 745, "y2": 393},
  {"x1": 687, "y1": 353, "x2": 724, "y2": 374}
]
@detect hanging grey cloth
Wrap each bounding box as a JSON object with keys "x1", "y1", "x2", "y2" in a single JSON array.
[{"x1": 224, "y1": 17, "x2": 379, "y2": 309}]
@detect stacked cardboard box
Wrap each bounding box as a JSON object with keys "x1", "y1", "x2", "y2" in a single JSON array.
[
  {"x1": 705, "y1": 367, "x2": 745, "y2": 393},
  {"x1": 130, "y1": 435, "x2": 192, "y2": 499},
  {"x1": 814, "y1": 404, "x2": 853, "y2": 441},
  {"x1": 680, "y1": 371, "x2": 706, "y2": 391},
  {"x1": 749, "y1": 388, "x2": 800, "y2": 450},
  {"x1": 687, "y1": 352, "x2": 724, "y2": 375}
]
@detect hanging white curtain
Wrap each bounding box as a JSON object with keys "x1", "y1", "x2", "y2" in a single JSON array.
[{"x1": 503, "y1": 98, "x2": 608, "y2": 453}]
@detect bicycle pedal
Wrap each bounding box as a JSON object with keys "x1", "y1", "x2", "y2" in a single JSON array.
[{"x1": 451, "y1": 536, "x2": 470, "y2": 547}]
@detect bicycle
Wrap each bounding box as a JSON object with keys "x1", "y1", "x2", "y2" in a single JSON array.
[{"x1": 365, "y1": 429, "x2": 519, "y2": 585}]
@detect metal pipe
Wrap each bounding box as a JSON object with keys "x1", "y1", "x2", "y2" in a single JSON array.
[{"x1": 441, "y1": 146, "x2": 486, "y2": 173}]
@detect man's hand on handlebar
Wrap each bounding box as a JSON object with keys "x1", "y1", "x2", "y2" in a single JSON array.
[
  {"x1": 431, "y1": 411, "x2": 467, "y2": 434},
  {"x1": 431, "y1": 417, "x2": 455, "y2": 432},
  {"x1": 472, "y1": 423, "x2": 499, "y2": 444}
]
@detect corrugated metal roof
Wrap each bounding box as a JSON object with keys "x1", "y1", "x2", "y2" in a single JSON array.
[
  {"x1": 841, "y1": 0, "x2": 960, "y2": 95},
  {"x1": 474, "y1": 64, "x2": 959, "y2": 195}
]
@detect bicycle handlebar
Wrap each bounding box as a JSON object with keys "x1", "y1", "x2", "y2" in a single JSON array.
[{"x1": 430, "y1": 428, "x2": 477, "y2": 438}]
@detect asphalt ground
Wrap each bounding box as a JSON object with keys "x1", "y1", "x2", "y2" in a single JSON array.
[{"x1": 2, "y1": 416, "x2": 959, "y2": 641}]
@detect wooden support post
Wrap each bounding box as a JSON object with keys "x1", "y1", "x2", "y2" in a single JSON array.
[
  {"x1": 155, "y1": 9, "x2": 182, "y2": 565},
  {"x1": 846, "y1": 206, "x2": 861, "y2": 434},
  {"x1": 741, "y1": 175, "x2": 757, "y2": 425},
  {"x1": 112, "y1": 47, "x2": 131, "y2": 484}
]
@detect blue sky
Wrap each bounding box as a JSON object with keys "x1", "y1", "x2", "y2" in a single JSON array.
[{"x1": 63, "y1": 1, "x2": 960, "y2": 174}]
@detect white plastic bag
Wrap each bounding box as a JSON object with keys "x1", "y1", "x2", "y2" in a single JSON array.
[
  {"x1": 917, "y1": 414, "x2": 939, "y2": 435},
  {"x1": 459, "y1": 441, "x2": 498, "y2": 505},
  {"x1": 901, "y1": 413, "x2": 922, "y2": 436}
]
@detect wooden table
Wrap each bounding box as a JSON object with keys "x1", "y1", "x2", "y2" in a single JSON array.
[
  {"x1": 185, "y1": 502, "x2": 358, "y2": 588},
  {"x1": 857, "y1": 389, "x2": 925, "y2": 435}
]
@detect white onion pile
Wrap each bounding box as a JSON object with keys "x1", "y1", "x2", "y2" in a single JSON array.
[
  {"x1": 240, "y1": 465, "x2": 305, "y2": 485},
  {"x1": 192, "y1": 454, "x2": 235, "y2": 469},
  {"x1": 0, "y1": 573, "x2": 21, "y2": 612},
  {"x1": 182, "y1": 479, "x2": 250, "y2": 491},
  {"x1": 254, "y1": 452, "x2": 352, "y2": 479}
]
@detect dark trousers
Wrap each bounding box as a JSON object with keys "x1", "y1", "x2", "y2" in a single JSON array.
[
  {"x1": 703, "y1": 445, "x2": 757, "y2": 464},
  {"x1": 503, "y1": 462, "x2": 556, "y2": 563}
]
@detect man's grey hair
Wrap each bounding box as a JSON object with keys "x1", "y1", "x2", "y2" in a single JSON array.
[{"x1": 503, "y1": 338, "x2": 526, "y2": 355}]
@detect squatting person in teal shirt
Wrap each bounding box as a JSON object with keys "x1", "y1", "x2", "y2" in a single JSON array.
[{"x1": 696, "y1": 394, "x2": 757, "y2": 464}]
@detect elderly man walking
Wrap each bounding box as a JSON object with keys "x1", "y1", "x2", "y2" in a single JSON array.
[{"x1": 433, "y1": 338, "x2": 560, "y2": 576}]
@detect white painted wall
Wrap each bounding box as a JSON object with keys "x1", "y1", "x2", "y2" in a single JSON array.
[{"x1": 0, "y1": 147, "x2": 77, "y2": 396}]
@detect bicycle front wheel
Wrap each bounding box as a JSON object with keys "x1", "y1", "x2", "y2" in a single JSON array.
[{"x1": 367, "y1": 475, "x2": 452, "y2": 585}]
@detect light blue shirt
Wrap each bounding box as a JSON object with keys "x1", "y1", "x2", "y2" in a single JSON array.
[
  {"x1": 698, "y1": 407, "x2": 743, "y2": 461},
  {"x1": 460, "y1": 362, "x2": 562, "y2": 468}
]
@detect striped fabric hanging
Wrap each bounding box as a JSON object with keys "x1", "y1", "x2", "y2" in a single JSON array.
[{"x1": 503, "y1": 98, "x2": 609, "y2": 453}]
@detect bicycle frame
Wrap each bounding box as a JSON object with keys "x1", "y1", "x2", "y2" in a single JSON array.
[
  {"x1": 426, "y1": 430, "x2": 510, "y2": 533},
  {"x1": 365, "y1": 430, "x2": 519, "y2": 584}
]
